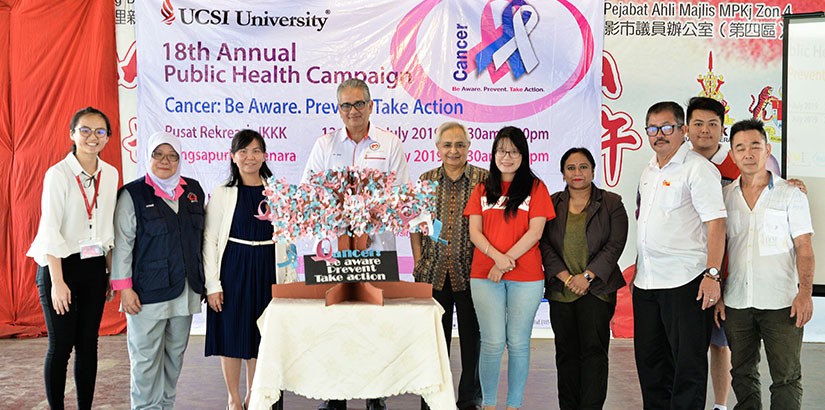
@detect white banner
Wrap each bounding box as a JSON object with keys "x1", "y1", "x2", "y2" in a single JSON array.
[
  {"x1": 135, "y1": 0, "x2": 602, "y2": 287},
  {"x1": 135, "y1": 0, "x2": 603, "y2": 190}
]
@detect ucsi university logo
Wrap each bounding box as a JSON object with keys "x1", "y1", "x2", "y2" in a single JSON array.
[
  {"x1": 162, "y1": 0, "x2": 230, "y2": 27},
  {"x1": 161, "y1": 0, "x2": 175, "y2": 25},
  {"x1": 156, "y1": 1, "x2": 329, "y2": 29}
]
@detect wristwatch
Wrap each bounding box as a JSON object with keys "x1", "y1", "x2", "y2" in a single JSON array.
[
  {"x1": 583, "y1": 272, "x2": 594, "y2": 282},
  {"x1": 702, "y1": 267, "x2": 721, "y2": 282}
]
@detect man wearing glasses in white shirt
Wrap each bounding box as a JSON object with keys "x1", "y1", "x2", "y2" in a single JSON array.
[
  {"x1": 302, "y1": 78, "x2": 410, "y2": 252},
  {"x1": 303, "y1": 78, "x2": 409, "y2": 410},
  {"x1": 633, "y1": 101, "x2": 726, "y2": 410}
]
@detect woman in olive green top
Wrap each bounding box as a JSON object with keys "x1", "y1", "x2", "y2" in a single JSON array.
[{"x1": 539, "y1": 147, "x2": 628, "y2": 410}]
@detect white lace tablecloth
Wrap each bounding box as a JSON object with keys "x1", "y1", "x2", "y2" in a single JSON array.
[{"x1": 248, "y1": 297, "x2": 456, "y2": 410}]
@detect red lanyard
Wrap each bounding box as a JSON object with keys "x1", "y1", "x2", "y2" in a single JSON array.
[{"x1": 75, "y1": 171, "x2": 101, "y2": 222}]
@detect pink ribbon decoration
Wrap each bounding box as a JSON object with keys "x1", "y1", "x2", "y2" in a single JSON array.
[
  {"x1": 398, "y1": 206, "x2": 420, "y2": 227},
  {"x1": 254, "y1": 199, "x2": 272, "y2": 221},
  {"x1": 311, "y1": 238, "x2": 339, "y2": 263}
]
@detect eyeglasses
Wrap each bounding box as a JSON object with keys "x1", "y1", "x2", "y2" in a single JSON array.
[
  {"x1": 151, "y1": 151, "x2": 180, "y2": 163},
  {"x1": 75, "y1": 126, "x2": 109, "y2": 138},
  {"x1": 339, "y1": 100, "x2": 368, "y2": 112},
  {"x1": 645, "y1": 124, "x2": 682, "y2": 137},
  {"x1": 440, "y1": 142, "x2": 469, "y2": 150},
  {"x1": 495, "y1": 149, "x2": 521, "y2": 158}
]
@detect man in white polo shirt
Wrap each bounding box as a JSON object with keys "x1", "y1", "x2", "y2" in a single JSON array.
[
  {"x1": 634, "y1": 101, "x2": 727, "y2": 410},
  {"x1": 303, "y1": 78, "x2": 410, "y2": 253},
  {"x1": 717, "y1": 119, "x2": 814, "y2": 410},
  {"x1": 303, "y1": 78, "x2": 409, "y2": 410}
]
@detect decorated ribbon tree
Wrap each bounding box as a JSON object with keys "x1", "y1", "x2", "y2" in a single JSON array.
[{"x1": 258, "y1": 167, "x2": 444, "y2": 248}]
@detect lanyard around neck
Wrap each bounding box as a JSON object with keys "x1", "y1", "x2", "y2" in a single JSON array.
[{"x1": 75, "y1": 171, "x2": 101, "y2": 222}]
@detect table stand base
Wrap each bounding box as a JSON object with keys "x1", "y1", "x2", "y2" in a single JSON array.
[{"x1": 325, "y1": 282, "x2": 383, "y2": 306}]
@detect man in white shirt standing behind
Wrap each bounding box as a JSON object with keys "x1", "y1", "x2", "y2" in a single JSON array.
[
  {"x1": 633, "y1": 101, "x2": 727, "y2": 410},
  {"x1": 716, "y1": 118, "x2": 814, "y2": 410},
  {"x1": 303, "y1": 78, "x2": 409, "y2": 410}
]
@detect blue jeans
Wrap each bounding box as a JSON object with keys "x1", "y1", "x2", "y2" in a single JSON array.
[{"x1": 471, "y1": 279, "x2": 544, "y2": 408}]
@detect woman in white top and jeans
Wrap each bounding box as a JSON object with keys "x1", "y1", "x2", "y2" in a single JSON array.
[{"x1": 27, "y1": 107, "x2": 119, "y2": 410}]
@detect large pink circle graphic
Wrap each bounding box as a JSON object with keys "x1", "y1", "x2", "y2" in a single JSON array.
[{"x1": 391, "y1": 0, "x2": 594, "y2": 123}]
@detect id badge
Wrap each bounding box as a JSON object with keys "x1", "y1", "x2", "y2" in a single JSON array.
[{"x1": 79, "y1": 239, "x2": 105, "y2": 259}]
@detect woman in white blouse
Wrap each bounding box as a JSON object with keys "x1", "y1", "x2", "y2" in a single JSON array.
[{"x1": 26, "y1": 107, "x2": 118, "y2": 410}]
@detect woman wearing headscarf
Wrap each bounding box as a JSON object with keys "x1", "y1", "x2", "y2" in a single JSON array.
[
  {"x1": 27, "y1": 107, "x2": 118, "y2": 410},
  {"x1": 111, "y1": 131, "x2": 206, "y2": 410},
  {"x1": 539, "y1": 147, "x2": 628, "y2": 410}
]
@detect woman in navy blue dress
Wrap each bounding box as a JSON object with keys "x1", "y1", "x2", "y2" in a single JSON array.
[{"x1": 204, "y1": 129, "x2": 277, "y2": 410}]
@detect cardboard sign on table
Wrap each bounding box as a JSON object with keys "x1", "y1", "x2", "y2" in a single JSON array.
[{"x1": 273, "y1": 250, "x2": 431, "y2": 306}]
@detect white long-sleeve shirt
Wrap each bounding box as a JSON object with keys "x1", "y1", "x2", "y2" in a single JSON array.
[{"x1": 27, "y1": 154, "x2": 119, "y2": 266}]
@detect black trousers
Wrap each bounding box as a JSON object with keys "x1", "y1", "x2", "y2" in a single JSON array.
[
  {"x1": 632, "y1": 275, "x2": 713, "y2": 410},
  {"x1": 549, "y1": 293, "x2": 616, "y2": 410},
  {"x1": 421, "y1": 276, "x2": 482, "y2": 410},
  {"x1": 36, "y1": 254, "x2": 107, "y2": 410}
]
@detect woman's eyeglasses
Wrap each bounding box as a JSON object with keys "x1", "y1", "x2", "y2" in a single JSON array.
[
  {"x1": 495, "y1": 149, "x2": 521, "y2": 158},
  {"x1": 75, "y1": 127, "x2": 109, "y2": 138},
  {"x1": 151, "y1": 151, "x2": 180, "y2": 163}
]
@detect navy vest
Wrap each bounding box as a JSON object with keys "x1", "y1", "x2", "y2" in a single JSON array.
[{"x1": 121, "y1": 177, "x2": 205, "y2": 304}]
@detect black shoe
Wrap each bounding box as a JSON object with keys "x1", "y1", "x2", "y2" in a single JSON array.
[
  {"x1": 366, "y1": 398, "x2": 387, "y2": 410},
  {"x1": 318, "y1": 399, "x2": 347, "y2": 410}
]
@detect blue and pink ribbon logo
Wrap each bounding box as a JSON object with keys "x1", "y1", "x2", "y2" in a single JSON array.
[
  {"x1": 391, "y1": 0, "x2": 594, "y2": 122},
  {"x1": 470, "y1": 0, "x2": 539, "y2": 83}
]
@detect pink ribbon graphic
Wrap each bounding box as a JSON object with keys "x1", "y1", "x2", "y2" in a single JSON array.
[{"x1": 311, "y1": 238, "x2": 339, "y2": 264}]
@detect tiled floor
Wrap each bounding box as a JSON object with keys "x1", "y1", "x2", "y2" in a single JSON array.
[{"x1": 1, "y1": 335, "x2": 824, "y2": 409}]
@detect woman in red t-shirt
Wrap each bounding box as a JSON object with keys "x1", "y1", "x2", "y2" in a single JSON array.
[{"x1": 464, "y1": 126, "x2": 555, "y2": 410}]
